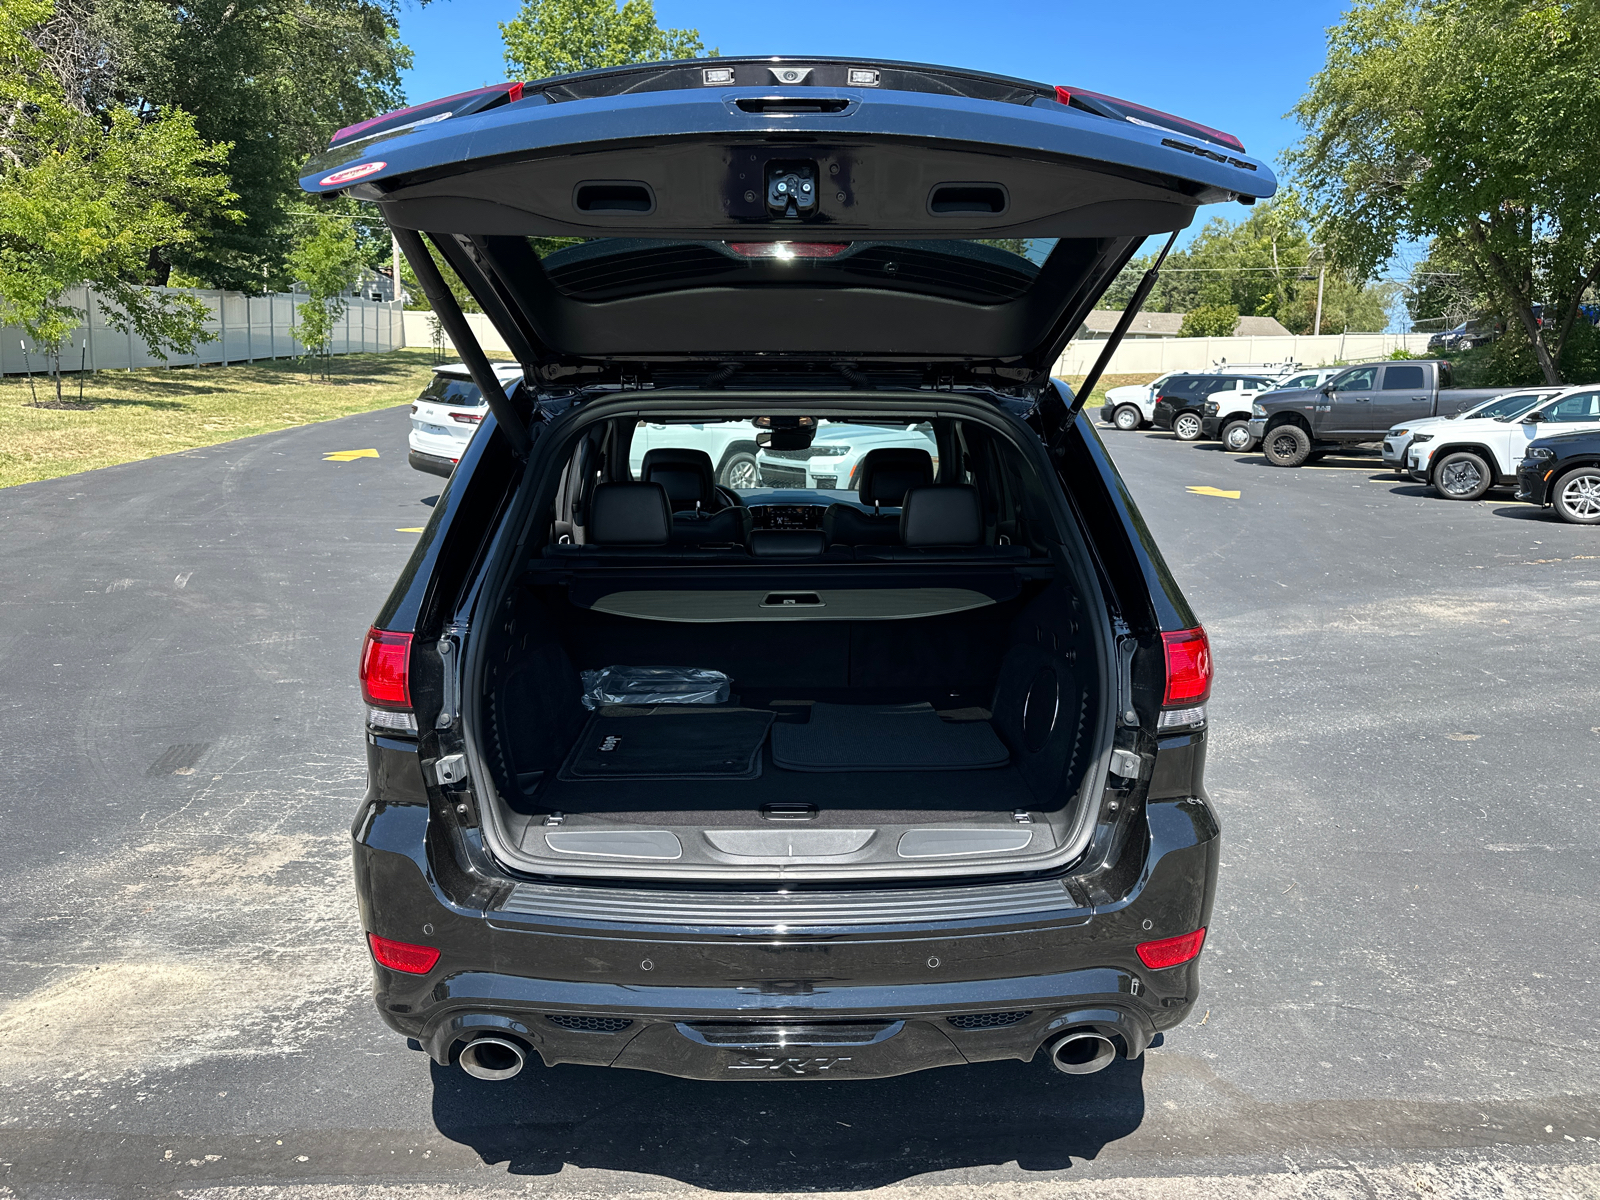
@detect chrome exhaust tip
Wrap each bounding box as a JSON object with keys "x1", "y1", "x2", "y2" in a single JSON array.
[
  {"x1": 457, "y1": 1035, "x2": 527, "y2": 1081},
  {"x1": 1046, "y1": 1030, "x2": 1117, "y2": 1075}
]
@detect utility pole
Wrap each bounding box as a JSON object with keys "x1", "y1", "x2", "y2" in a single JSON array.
[{"x1": 1314, "y1": 262, "x2": 1327, "y2": 336}]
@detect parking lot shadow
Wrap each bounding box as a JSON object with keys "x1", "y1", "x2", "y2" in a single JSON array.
[
  {"x1": 1490, "y1": 504, "x2": 1551, "y2": 521},
  {"x1": 429, "y1": 1053, "x2": 1146, "y2": 1189}
]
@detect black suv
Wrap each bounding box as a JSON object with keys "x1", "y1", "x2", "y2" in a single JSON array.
[
  {"x1": 1517, "y1": 428, "x2": 1600, "y2": 524},
  {"x1": 1152, "y1": 375, "x2": 1272, "y2": 442},
  {"x1": 303, "y1": 57, "x2": 1273, "y2": 1083}
]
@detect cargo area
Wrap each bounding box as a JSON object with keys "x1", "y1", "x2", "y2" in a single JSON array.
[{"x1": 460, "y1": 397, "x2": 1116, "y2": 881}]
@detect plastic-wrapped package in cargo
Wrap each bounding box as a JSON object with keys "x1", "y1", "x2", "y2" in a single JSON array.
[{"x1": 579, "y1": 666, "x2": 731, "y2": 710}]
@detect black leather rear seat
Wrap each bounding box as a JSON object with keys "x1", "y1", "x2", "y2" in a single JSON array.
[
  {"x1": 855, "y1": 485, "x2": 1029, "y2": 561},
  {"x1": 544, "y1": 481, "x2": 1024, "y2": 565},
  {"x1": 639, "y1": 448, "x2": 750, "y2": 546},
  {"x1": 546, "y1": 482, "x2": 751, "y2": 560},
  {"x1": 822, "y1": 448, "x2": 933, "y2": 545}
]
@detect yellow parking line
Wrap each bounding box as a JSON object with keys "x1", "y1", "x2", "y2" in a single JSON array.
[
  {"x1": 396, "y1": 527, "x2": 425, "y2": 533},
  {"x1": 1186, "y1": 485, "x2": 1241, "y2": 499},
  {"x1": 325, "y1": 448, "x2": 379, "y2": 462}
]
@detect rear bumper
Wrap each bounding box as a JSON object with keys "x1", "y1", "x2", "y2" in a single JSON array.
[
  {"x1": 413, "y1": 970, "x2": 1171, "y2": 1081},
  {"x1": 351, "y1": 766, "x2": 1221, "y2": 1082},
  {"x1": 409, "y1": 449, "x2": 457, "y2": 477}
]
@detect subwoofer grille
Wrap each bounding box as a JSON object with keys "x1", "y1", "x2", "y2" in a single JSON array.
[{"x1": 947, "y1": 1010, "x2": 1032, "y2": 1030}]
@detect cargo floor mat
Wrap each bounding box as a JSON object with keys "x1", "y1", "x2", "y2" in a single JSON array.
[
  {"x1": 558, "y1": 706, "x2": 774, "y2": 781},
  {"x1": 771, "y1": 702, "x2": 1010, "y2": 772}
]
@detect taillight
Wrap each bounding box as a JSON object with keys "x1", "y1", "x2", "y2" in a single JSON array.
[
  {"x1": 449, "y1": 411, "x2": 483, "y2": 424},
  {"x1": 1136, "y1": 927, "x2": 1206, "y2": 969},
  {"x1": 359, "y1": 626, "x2": 412, "y2": 709},
  {"x1": 366, "y1": 932, "x2": 440, "y2": 974},
  {"x1": 1161, "y1": 626, "x2": 1212, "y2": 708}
]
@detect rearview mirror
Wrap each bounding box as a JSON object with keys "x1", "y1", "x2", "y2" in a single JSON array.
[{"x1": 1320, "y1": 384, "x2": 1334, "y2": 396}]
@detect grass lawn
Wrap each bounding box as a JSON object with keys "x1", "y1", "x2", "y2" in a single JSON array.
[
  {"x1": 0, "y1": 348, "x2": 463, "y2": 489},
  {"x1": 1056, "y1": 372, "x2": 1162, "y2": 410},
  {"x1": 1, "y1": 351, "x2": 1163, "y2": 490}
]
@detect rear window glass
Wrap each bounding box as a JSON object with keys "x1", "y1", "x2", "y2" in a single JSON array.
[
  {"x1": 630, "y1": 419, "x2": 937, "y2": 496},
  {"x1": 1382, "y1": 365, "x2": 1426, "y2": 390},
  {"x1": 1160, "y1": 376, "x2": 1230, "y2": 398},
  {"x1": 417, "y1": 376, "x2": 484, "y2": 406},
  {"x1": 528, "y1": 237, "x2": 1061, "y2": 305}
]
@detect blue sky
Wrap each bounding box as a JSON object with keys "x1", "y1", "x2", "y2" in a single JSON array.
[
  {"x1": 396, "y1": 0, "x2": 1347, "y2": 178},
  {"x1": 391, "y1": 1, "x2": 1420, "y2": 327}
]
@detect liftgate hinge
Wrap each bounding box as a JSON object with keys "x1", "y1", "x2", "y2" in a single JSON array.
[
  {"x1": 1113, "y1": 617, "x2": 1139, "y2": 727},
  {"x1": 436, "y1": 624, "x2": 467, "y2": 730}
]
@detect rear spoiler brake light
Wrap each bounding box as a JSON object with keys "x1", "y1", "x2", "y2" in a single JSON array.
[
  {"x1": 331, "y1": 83, "x2": 526, "y2": 148},
  {"x1": 1055, "y1": 85, "x2": 1246, "y2": 154}
]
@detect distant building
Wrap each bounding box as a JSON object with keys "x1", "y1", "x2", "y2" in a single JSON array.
[
  {"x1": 289, "y1": 267, "x2": 407, "y2": 304},
  {"x1": 1075, "y1": 311, "x2": 1293, "y2": 340},
  {"x1": 352, "y1": 267, "x2": 405, "y2": 304}
]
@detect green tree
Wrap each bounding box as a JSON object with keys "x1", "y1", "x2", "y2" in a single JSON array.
[
  {"x1": 502, "y1": 0, "x2": 714, "y2": 80},
  {"x1": 1403, "y1": 239, "x2": 1487, "y2": 335},
  {"x1": 1179, "y1": 305, "x2": 1240, "y2": 338},
  {"x1": 0, "y1": 0, "x2": 236, "y2": 402},
  {"x1": 1096, "y1": 198, "x2": 1392, "y2": 333},
  {"x1": 287, "y1": 208, "x2": 364, "y2": 378},
  {"x1": 1288, "y1": 0, "x2": 1600, "y2": 384},
  {"x1": 93, "y1": 0, "x2": 412, "y2": 291}
]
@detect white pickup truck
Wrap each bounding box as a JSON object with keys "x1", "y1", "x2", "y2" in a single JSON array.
[{"x1": 1406, "y1": 386, "x2": 1600, "y2": 499}]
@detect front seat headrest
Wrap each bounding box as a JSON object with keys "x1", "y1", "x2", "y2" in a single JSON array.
[
  {"x1": 588, "y1": 482, "x2": 671, "y2": 545},
  {"x1": 641, "y1": 447, "x2": 717, "y2": 509},
  {"x1": 855, "y1": 447, "x2": 934, "y2": 507},
  {"x1": 900, "y1": 485, "x2": 983, "y2": 546}
]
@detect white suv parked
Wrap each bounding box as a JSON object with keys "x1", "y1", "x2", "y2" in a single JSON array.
[
  {"x1": 408, "y1": 362, "x2": 524, "y2": 477},
  {"x1": 1381, "y1": 388, "x2": 1558, "y2": 473},
  {"x1": 1407, "y1": 386, "x2": 1600, "y2": 500}
]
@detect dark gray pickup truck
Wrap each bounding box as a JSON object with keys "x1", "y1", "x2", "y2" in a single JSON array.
[{"x1": 1246, "y1": 360, "x2": 1502, "y2": 467}]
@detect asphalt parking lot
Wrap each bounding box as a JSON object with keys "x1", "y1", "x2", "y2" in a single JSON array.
[{"x1": 1, "y1": 406, "x2": 1597, "y2": 1198}]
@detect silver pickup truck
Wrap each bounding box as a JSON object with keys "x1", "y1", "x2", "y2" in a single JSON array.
[{"x1": 1246, "y1": 359, "x2": 1503, "y2": 467}]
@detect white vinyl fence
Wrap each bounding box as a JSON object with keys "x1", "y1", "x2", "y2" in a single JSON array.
[
  {"x1": 1053, "y1": 332, "x2": 1436, "y2": 378},
  {"x1": 401, "y1": 309, "x2": 512, "y2": 357},
  {"x1": 404, "y1": 311, "x2": 1434, "y2": 378},
  {"x1": 1, "y1": 287, "x2": 403, "y2": 375}
]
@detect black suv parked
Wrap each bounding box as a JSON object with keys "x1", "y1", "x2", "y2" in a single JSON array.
[
  {"x1": 1517, "y1": 428, "x2": 1600, "y2": 524},
  {"x1": 303, "y1": 56, "x2": 1274, "y2": 1083}
]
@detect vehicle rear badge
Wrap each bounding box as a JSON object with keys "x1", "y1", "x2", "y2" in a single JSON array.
[
  {"x1": 727, "y1": 1056, "x2": 851, "y2": 1075},
  {"x1": 319, "y1": 161, "x2": 387, "y2": 187}
]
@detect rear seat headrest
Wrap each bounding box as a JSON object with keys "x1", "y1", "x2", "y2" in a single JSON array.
[
  {"x1": 855, "y1": 448, "x2": 934, "y2": 507},
  {"x1": 588, "y1": 482, "x2": 671, "y2": 545},
  {"x1": 640, "y1": 448, "x2": 716, "y2": 508},
  {"x1": 900, "y1": 485, "x2": 983, "y2": 547}
]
